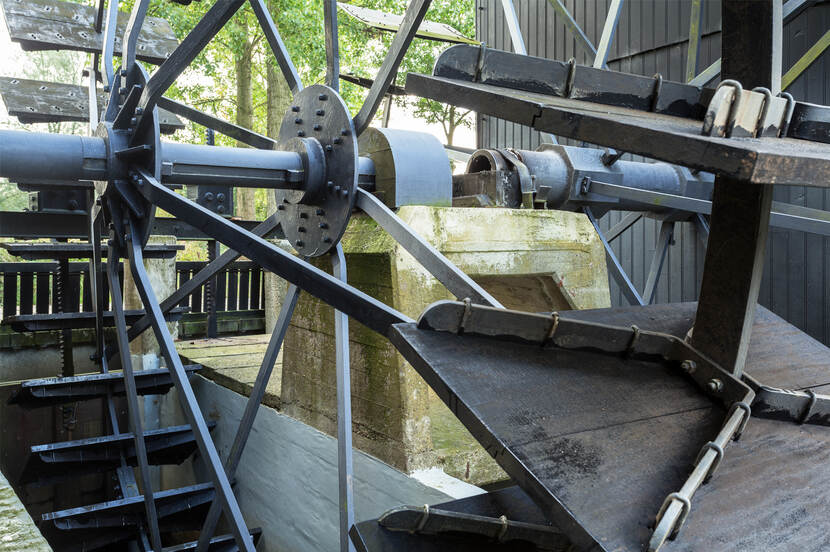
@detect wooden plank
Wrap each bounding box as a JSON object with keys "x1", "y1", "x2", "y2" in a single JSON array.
[
  {"x1": 227, "y1": 268, "x2": 238, "y2": 312},
  {"x1": 0, "y1": 0, "x2": 177, "y2": 64},
  {"x1": 0, "y1": 77, "x2": 184, "y2": 133},
  {"x1": 238, "y1": 268, "x2": 250, "y2": 311},
  {"x1": 18, "y1": 272, "x2": 33, "y2": 315},
  {"x1": 3, "y1": 272, "x2": 17, "y2": 318},
  {"x1": 35, "y1": 272, "x2": 50, "y2": 313},
  {"x1": 249, "y1": 269, "x2": 261, "y2": 309}
]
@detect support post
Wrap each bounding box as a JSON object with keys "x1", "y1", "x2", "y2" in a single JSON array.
[
  {"x1": 691, "y1": 0, "x2": 781, "y2": 377},
  {"x1": 332, "y1": 244, "x2": 355, "y2": 552}
]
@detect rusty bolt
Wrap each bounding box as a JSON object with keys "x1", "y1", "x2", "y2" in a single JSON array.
[
  {"x1": 706, "y1": 378, "x2": 723, "y2": 393},
  {"x1": 680, "y1": 360, "x2": 696, "y2": 374}
]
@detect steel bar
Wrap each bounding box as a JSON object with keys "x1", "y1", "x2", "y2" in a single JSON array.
[
  {"x1": 131, "y1": 169, "x2": 411, "y2": 335},
  {"x1": 249, "y1": 0, "x2": 303, "y2": 95},
  {"x1": 783, "y1": 0, "x2": 818, "y2": 20},
  {"x1": 88, "y1": 208, "x2": 106, "y2": 365},
  {"x1": 584, "y1": 207, "x2": 644, "y2": 306},
  {"x1": 125, "y1": 216, "x2": 278, "y2": 346},
  {"x1": 106, "y1": 239, "x2": 162, "y2": 551},
  {"x1": 355, "y1": 188, "x2": 502, "y2": 308},
  {"x1": 499, "y1": 0, "x2": 526, "y2": 55},
  {"x1": 195, "y1": 284, "x2": 300, "y2": 551},
  {"x1": 593, "y1": 0, "x2": 623, "y2": 69},
  {"x1": 745, "y1": 377, "x2": 830, "y2": 426},
  {"x1": 782, "y1": 29, "x2": 830, "y2": 90},
  {"x1": 546, "y1": 0, "x2": 597, "y2": 61},
  {"x1": 323, "y1": 0, "x2": 340, "y2": 91},
  {"x1": 332, "y1": 246, "x2": 355, "y2": 552},
  {"x1": 353, "y1": 0, "x2": 432, "y2": 135},
  {"x1": 688, "y1": 58, "x2": 721, "y2": 85},
  {"x1": 606, "y1": 212, "x2": 643, "y2": 242},
  {"x1": 692, "y1": 0, "x2": 781, "y2": 378},
  {"x1": 684, "y1": 0, "x2": 704, "y2": 83},
  {"x1": 125, "y1": 220, "x2": 255, "y2": 552},
  {"x1": 588, "y1": 180, "x2": 830, "y2": 237},
  {"x1": 157, "y1": 97, "x2": 275, "y2": 149},
  {"x1": 643, "y1": 221, "x2": 673, "y2": 304},
  {"x1": 378, "y1": 505, "x2": 567, "y2": 548},
  {"x1": 122, "y1": 0, "x2": 150, "y2": 76},
  {"x1": 135, "y1": 0, "x2": 247, "y2": 135},
  {"x1": 87, "y1": 68, "x2": 99, "y2": 132},
  {"x1": 101, "y1": 0, "x2": 120, "y2": 87}
]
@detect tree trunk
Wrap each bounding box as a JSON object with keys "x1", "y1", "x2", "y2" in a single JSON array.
[
  {"x1": 266, "y1": 0, "x2": 292, "y2": 216},
  {"x1": 235, "y1": 13, "x2": 257, "y2": 220}
]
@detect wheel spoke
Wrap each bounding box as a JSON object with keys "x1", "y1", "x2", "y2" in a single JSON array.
[
  {"x1": 249, "y1": 0, "x2": 304, "y2": 94},
  {"x1": 135, "y1": 0, "x2": 247, "y2": 135},
  {"x1": 323, "y1": 0, "x2": 340, "y2": 91},
  {"x1": 353, "y1": 0, "x2": 433, "y2": 135},
  {"x1": 122, "y1": 0, "x2": 151, "y2": 76}
]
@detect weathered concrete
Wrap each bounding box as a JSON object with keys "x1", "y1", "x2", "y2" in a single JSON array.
[
  {"x1": 159, "y1": 375, "x2": 455, "y2": 552},
  {"x1": 280, "y1": 207, "x2": 610, "y2": 482},
  {"x1": 0, "y1": 469, "x2": 50, "y2": 551}
]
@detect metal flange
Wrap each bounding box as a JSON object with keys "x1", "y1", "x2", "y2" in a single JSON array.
[{"x1": 276, "y1": 84, "x2": 358, "y2": 258}]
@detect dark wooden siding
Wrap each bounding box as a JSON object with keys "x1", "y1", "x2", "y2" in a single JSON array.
[{"x1": 475, "y1": 0, "x2": 830, "y2": 346}]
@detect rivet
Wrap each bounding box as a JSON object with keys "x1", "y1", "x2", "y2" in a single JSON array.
[
  {"x1": 313, "y1": 124, "x2": 322, "y2": 131},
  {"x1": 319, "y1": 222, "x2": 328, "y2": 229},
  {"x1": 297, "y1": 130, "x2": 306, "y2": 137},
  {"x1": 340, "y1": 188, "x2": 348, "y2": 197},
  {"x1": 326, "y1": 181, "x2": 334, "y2": 190},
  {"x1": 291, "y1": 105, "x2": 300, "y2": 112},
  {"x1": 318, "y1": 94, "x2": 328, "y2": 101},
  {"x1": 295, "y1": 240, "x2": 304, "y2": 247},
  {"x1": 325, "y1": 145, "x2": 333, "y2": 152},
  {"x1": 316, "y1": 109, "x2": 324, "y2": 116},
  {"x1": 295, "y1": 118, "x2": 303, "y2": 124},
  {"x1": 130, "y1": 117, "x2": 137, "y2": 126},
  {"x1": 706, "y1": 378, "x2": 723, "y2": 393},
  {"x1": 334, "y1": 185, "x2": 341, "y2": 192}
]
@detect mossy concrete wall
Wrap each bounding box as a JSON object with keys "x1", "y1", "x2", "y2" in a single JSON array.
[{"x1": 279, "y1": 207, "x2": 610, "y2": 482}]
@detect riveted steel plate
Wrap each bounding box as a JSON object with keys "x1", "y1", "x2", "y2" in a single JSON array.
[
  {"x1": 276, "y1": 84, "x2": 358, "y2": 257},
  {"x1": 388, "y1": 303, "x2": 830, "y2": 551},
  {"x1": 0, "y1": 0, "x2": 177, "y2": 64},
  {"x1": 0, "y1": 77, "x2": 184, "y2": 133}
]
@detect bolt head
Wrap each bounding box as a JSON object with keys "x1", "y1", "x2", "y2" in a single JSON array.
[
  {"x1": 706, "y1": 378, "x2": 723, "y2": 393},
  {"x1": 325, "y1": 145, "x2": 333, "y2": 152},
  {"x1": 319, "y1": 222, "x2": 328, "y2": 229},
  {"x1": 318, "y1": 93, "x2": 328, "y2": 101},
  {"x1": 316, "y1": 109, "x2": 324, "y2": 116},
  {"x1": 130, "y1": 117, "x2": 137, "y2": 126},
  {"x1": 295, "y1": 240, "x2": 304, "y2": 247},
  {"x1": 119, "y1": 87, "x2": 127, "y2": 95},
  {"x1": 135, "y1": 107, "x2": 143, "y2": 115},
  {"x1": 313, "y1": 124, "x2": 322, "y2": 131},
  {"x1": 333, "y1": 137, "x2": 342, "y2": 144},
  {"x1": 295, "y1": 118, "x2": 303, "y2": 124},
  {"x1": 680, "y1": 360, "x2": 696, "y2": 373},
  {"x1": 297, "y1": 130, "x2": 306, "y2": 137},
  {"x1": 316, "y1": 208, "x2": 325, "y2": 215},
  {"x1": 323, "y1": 237, "x2": 332, "y2": 243},
  {"x1": 340, "y1": 128, "x2": 348, "y2": 136},
  {"x1": 277, "y1": 204, "x2": 285, "y2": 210},
  {"x1": 291, "y1": 105, "x2": 300, "y2": 112},
  {"x1": 298, "y1": 226, "x2": 306, "y2": 233}
]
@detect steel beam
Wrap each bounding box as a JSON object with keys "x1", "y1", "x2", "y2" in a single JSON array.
[
  {"x1": 691, "y1": 0, "x2": 781, "y2": 378},
  {"x1": 196, "y1": 284, "x2": 300, "y2": 551},
  {"x1": 332, "y1": 246, "x2": 356, "y2": 552},
  {"x1": 355, "y1": 188, "x2": 502, "y2": 308},
  {"x1": 131, "y1": 170, "x2": 412, "y2": 335},
  {"x1": 684, "y1": 0, "x2": 704, "y2": 83},
  {"x1": 547, "y1": 0, "x2": 597, "y2": 61},
  {"x1": 499, "y1": 0, "x2": 527, "y2": 55},
  {"x1": 583, "y1": 207, "x2": 644, "y2": 306},
  {"x1": 353, "y1": 0, "x2": 432, "y2": 135},
  {"x1": 249, "y1": 0, "x2": 303, "y2": 95},
  {"x1": 125, "y1": 220, "x2": 255, "y2": 551},
  {"x1": 594, "y1": 0, "x2": 623, "y2": 69},
  {"x1": 323, "y1": 0, "x2": 340, "y2": 91}
]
